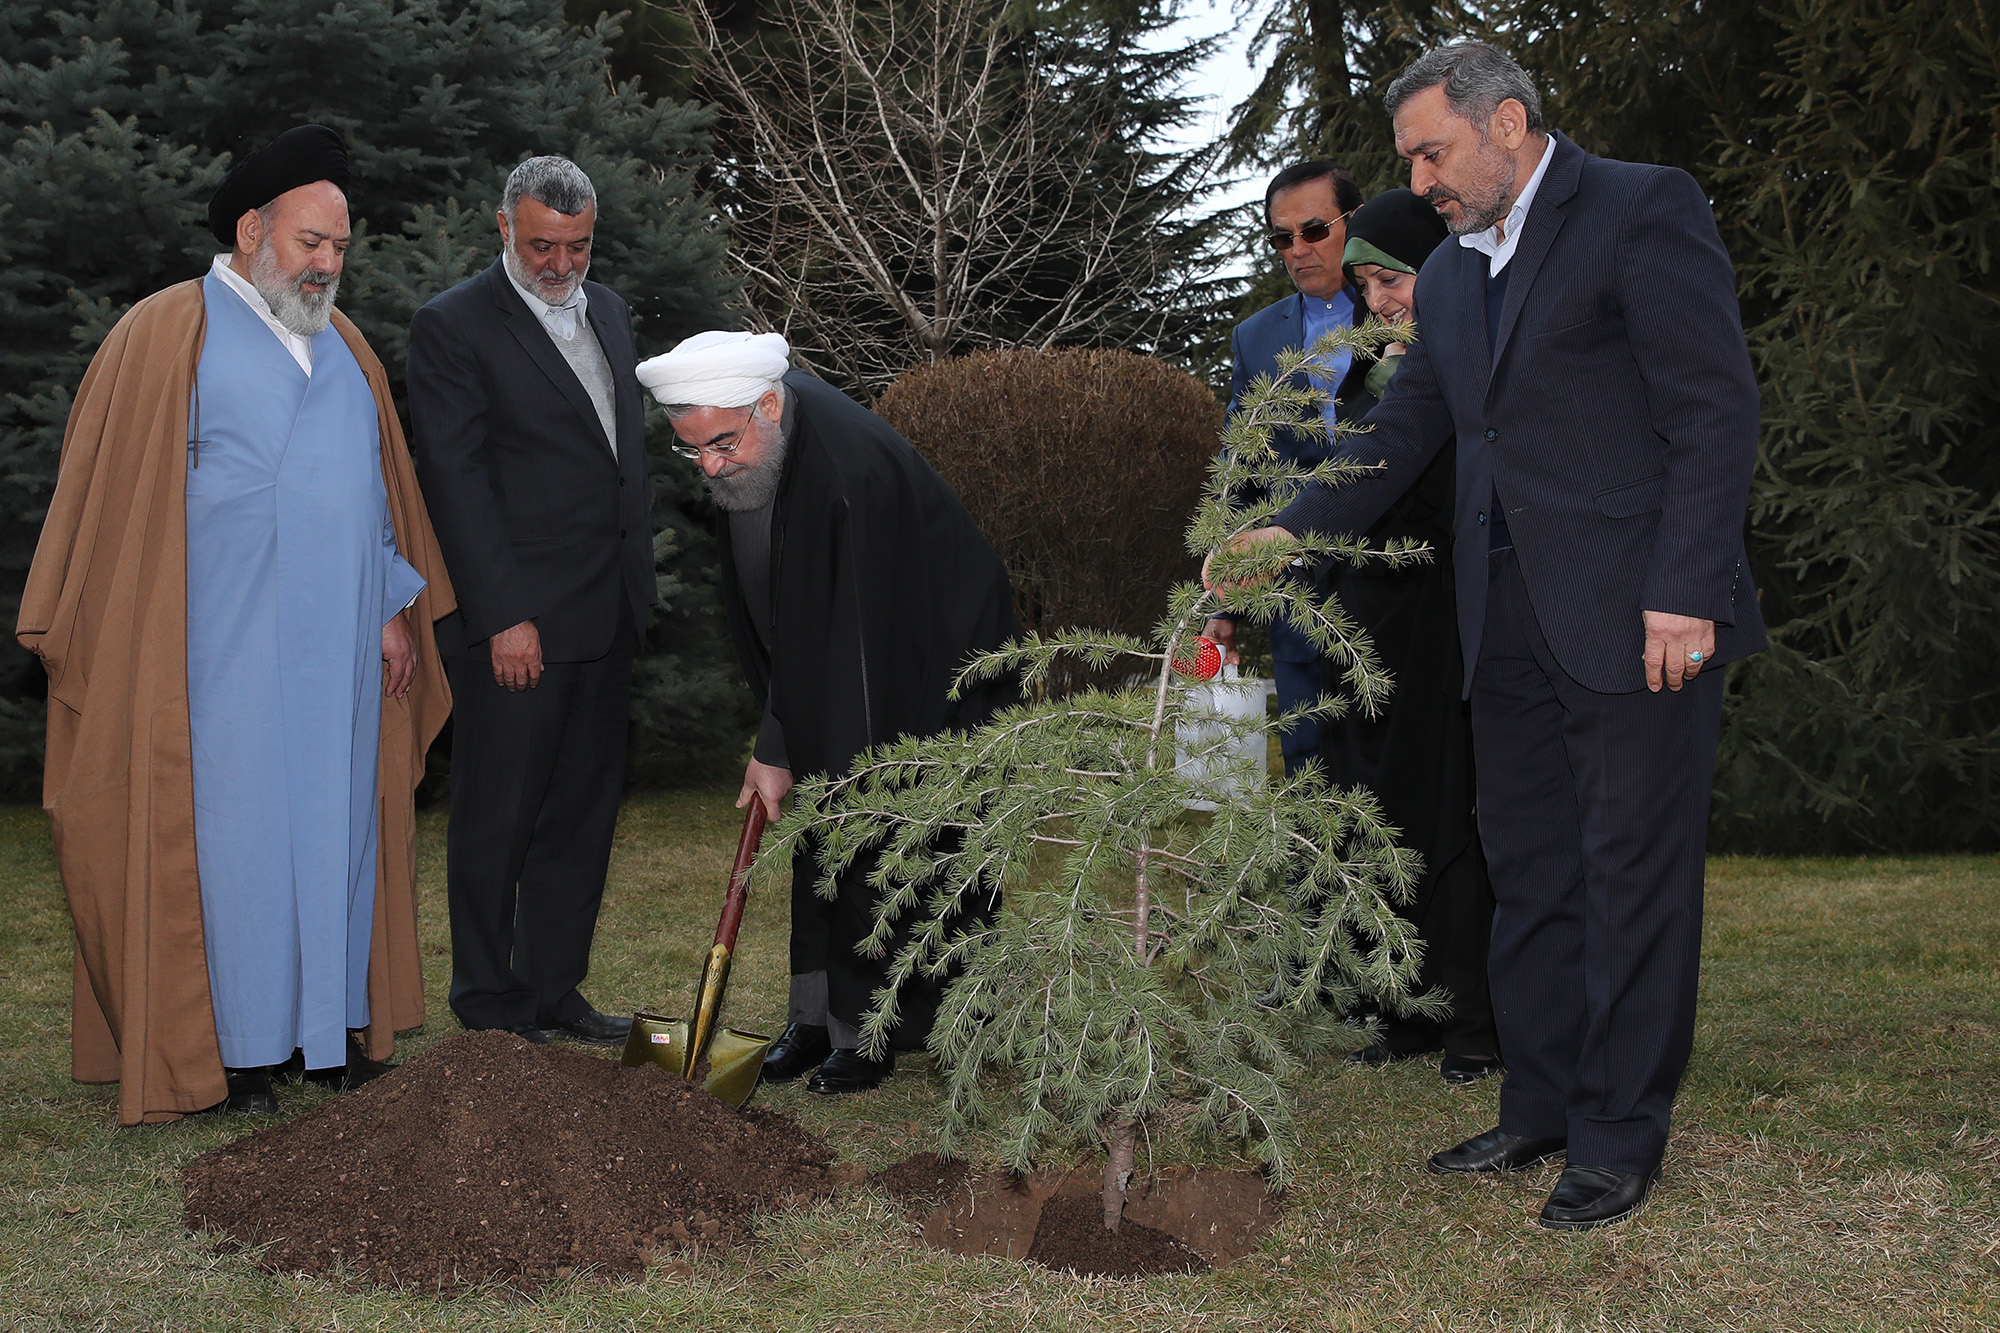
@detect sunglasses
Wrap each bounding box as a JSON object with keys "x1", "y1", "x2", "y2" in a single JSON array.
[{"x1": 1267, "y1": 218, "x2": 1342, "y2": 251}]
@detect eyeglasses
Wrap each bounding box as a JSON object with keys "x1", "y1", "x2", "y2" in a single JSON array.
[
  {"x1": 670, "y1": 406, "x2": 755, "y2": 460},
  {"x1": 670, "y1": 439, "x2": 740, "y2": 460},
  {"x1": 1267, "y1": 219, "x2": 1340, "y2": 251}
]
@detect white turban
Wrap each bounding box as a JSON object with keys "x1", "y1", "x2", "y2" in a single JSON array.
[{"x1": 635, "y1": 330, "x2": 792, "y2": 408}]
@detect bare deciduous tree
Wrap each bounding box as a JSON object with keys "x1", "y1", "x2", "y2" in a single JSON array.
[{"x1": 680, "y1": 0, "x2": 1217, "y2": 399}]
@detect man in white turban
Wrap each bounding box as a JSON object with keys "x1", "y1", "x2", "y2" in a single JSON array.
[{"x1": 637, "y1": 332, "x2": 1017, "y2": 1094}]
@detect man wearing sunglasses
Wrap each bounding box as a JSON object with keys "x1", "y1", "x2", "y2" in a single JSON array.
[{"x1": 1204, "y1": 160, "x2": 1369, "y2": 778}]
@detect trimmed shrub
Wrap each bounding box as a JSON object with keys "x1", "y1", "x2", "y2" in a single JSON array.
[{"x1": 877, "y1": 349, "x2": 1221, "y2": 650}]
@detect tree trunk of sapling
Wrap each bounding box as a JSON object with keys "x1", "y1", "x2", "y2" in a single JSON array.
[{"x1": 1102, "y1": 1115, "x2": 1137, "y2": 1231}]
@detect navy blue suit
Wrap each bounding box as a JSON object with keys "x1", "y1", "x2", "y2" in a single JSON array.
[
  {"x1": 1278, "y1": 133, "x2": 1763, "y2": 1173},
  {"x1": 1227, "y1": 292, "x2": 1370, "y2": 773}
]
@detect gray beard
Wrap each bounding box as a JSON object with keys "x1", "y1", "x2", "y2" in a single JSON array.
[
  {"x1": 1431, "y1": 138, "x2": 1519, "y2": 237},
  {"x1": 249, "y1": 239, "x2": 338, "y2": 337},
  {"x1": 503, "y1": 246, "x2": 586, "y2": 307},
  {"x1": 707, "y1": 420, "x2": 788, "y2": 512}
]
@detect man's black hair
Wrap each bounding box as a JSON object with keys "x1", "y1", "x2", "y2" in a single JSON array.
[{"x1": 1263, "y1": 160, "x2": 1363, "y2": 228}]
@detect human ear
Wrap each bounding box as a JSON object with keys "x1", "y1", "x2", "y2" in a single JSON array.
[
  {"x1": 234, "y1": 208, "x2": 261, "y2": 257},
  {"x1": 1492, "y1": 98, "x2": 1529, "y2": 151}
]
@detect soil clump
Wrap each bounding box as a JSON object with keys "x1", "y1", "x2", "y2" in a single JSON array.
[
  {"x1": 869, "y1": 1151, "x2": 971, "y2": 1219},
  {"x1": 183, "y1": 1029, "x2": 835, "y2": 1291},
  {"x1": 1024, "y1": 1194, "x2": 1205, "y2": 1278}
]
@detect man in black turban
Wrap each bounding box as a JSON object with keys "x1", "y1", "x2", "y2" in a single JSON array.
[
  {"x1": 16, "y1": 124, "x2": 454, "y2": 1125},
  {"x1": 205, "y1": 123, "x2": 352, "y2": 247}
]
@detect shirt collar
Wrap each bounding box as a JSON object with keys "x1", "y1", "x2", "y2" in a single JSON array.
[
  {"x1": 1300, "y1": 287, "x2": 1353, "y2": 319},
  {"x1": 208, "y1": 254, "x2": 316, "y2": 372},
  {"x1": 1456, "y1": 133, "x2": 1558, "y2": 267}
]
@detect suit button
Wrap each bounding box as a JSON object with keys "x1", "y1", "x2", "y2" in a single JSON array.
[
  {"x1": 619, "y1": 476, "x2": 626, "y2": 487},
  {"x1": 620, "y1": 529, "x2": 628, "y2": 538},
  {"x1": 1484, "y1": 428, "x2": 1499, "y2": 440},
  {"x1": 1477, "y1": 512, "x2": 1488, "y2": 525}
]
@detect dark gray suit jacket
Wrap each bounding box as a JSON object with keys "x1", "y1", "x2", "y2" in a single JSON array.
[
  {"x1": 407, "y1": 259, "x2": 655, "y2": 661},
  {"x1": 1277, "y1": 132, "x2": 1765, "y2": 695}
]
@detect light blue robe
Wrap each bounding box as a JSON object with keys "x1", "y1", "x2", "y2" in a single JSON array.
[{"x1": 187, "y1": 273, "x2": 426, "y2": 1071}]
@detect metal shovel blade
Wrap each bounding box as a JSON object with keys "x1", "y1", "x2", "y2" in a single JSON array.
[
  {"x1": 619, "y1": 804, "x2": 776, "y2": 1110},
  {"x1": 619, "y1": 1011, "x2": 772, "y2": 1109}
]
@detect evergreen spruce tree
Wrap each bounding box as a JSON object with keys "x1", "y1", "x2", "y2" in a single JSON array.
[
  {"x1": 765, "y1": 325, "x2": 1437, "y2": 1229},
  {"x1": 0, "y1": 0, "x2": 752, "y2": 791},
  {"x1": 1706, "y1": 0, "x2": 2000, "y2": 849}
]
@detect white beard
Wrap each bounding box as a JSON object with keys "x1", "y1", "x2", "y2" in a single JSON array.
[{"x1": 249, "y1": 238, "x2": 338, "y2": 337}]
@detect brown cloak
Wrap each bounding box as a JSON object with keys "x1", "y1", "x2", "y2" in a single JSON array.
[{"x1": 16, "y1": 279, "x2": 455, "y2": 1126}]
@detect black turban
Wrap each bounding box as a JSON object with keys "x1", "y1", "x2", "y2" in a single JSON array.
[{"x1": 206, "y1": 124, "x2": 350, "y2": 247}]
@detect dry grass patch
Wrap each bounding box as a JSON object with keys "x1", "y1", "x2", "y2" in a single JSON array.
[{"x1": 0, "y1": 797, "x2": 1994, "y2": 1330}]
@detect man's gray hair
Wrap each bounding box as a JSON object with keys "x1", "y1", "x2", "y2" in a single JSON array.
[
  {"x1": 502, "y1": 155, "x2": 597, "y2": 221},
  {"x1": 1385, "y1": 40, "x2": 1545, "y2": 131}
]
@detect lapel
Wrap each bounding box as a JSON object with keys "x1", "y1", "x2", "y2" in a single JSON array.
[
  {"x1": 1431, "y1": 244, "x2": 1491, "y2": 402},
  {"x1": 1489, "y1": 132, "x2": 1584, "y2": 382},
  {"x1": 1269, "y1": 293, "x2": 1304, "y2": 368},
  {"x1": 482, "y1": 261, "x2": 616, "y2": 461}
]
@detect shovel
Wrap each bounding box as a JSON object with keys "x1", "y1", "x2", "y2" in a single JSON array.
[{"x1": 621, "y1": 802, "x2": 776, "y2": 1107}]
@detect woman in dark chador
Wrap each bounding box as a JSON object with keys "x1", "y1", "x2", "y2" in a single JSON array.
[{"x1": 1322, "y1": 188, "x2": 1500, "y2": 1084}]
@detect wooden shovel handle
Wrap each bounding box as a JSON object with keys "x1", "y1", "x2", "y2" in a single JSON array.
[{"x1": 714, "y1": 801, "x2": 767, "y2": 950}]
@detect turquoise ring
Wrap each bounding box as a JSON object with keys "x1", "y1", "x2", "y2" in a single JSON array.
[{"x1": 1688, "y1": 650, "x2": 1704, "y2": 663}]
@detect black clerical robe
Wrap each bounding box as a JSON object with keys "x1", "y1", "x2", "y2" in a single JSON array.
[{"x1": 718, "y1": 370, "x2": 1017, "y2": 1048}]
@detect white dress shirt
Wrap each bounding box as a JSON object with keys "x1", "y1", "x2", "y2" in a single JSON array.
[
  {"x1": 209, "y1": 255, "x2": 316, "y2": 374},
  {"x1": 505, "y1": 262, "x2": 589, "y2": 339},
  {"x1": 1456, "y1": 133, "x2": 1559, "y2": 275}
]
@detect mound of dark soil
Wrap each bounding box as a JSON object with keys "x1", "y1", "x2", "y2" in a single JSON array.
[
  {"x1": 183, "y1": 1030, "x2": 835, "y2": 1291},
  {"x1": 1025, "y1": 1194, "x2": 1205, "y2": 1278},
  {"x1": 869, "y1": 1151, "x2": 971, "y2": 1219}
]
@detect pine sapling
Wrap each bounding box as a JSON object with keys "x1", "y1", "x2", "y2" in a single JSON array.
[{"x1": 763, "y1": 324, "x2": 1444, "y2": 1229}]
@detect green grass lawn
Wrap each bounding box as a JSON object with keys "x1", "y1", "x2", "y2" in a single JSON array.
[{"x1": 2, "y1": 789, "x2": 1996, "y2": 1331}]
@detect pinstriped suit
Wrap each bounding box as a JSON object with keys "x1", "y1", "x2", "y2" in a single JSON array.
[
  {"x1": 408, "y1": 259, "x2": 655, "y2": 1032},
  {"x1": 1277, "y1": 132, "x2": 1763, "y2": 1173}
]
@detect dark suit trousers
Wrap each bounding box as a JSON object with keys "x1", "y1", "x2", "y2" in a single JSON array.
[
  {"x1": 444, "y1": 625, "x2": 634, "y2": 1030},
  {"x1": 1472, "y1": 550, "x2": 1722, "y2": 1174}
]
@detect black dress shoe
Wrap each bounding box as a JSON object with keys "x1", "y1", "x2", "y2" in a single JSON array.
[
  {"x1": 274, "y1": 1031, "x2": 398, "y2": 1091},
  {"x1": 760, "y1": 1022, "x2": 833, "y2": 1083},
  {"x1": 200, "y1": 1066, "x2": 277, "y2": 1115},
  {"x1": 1427, "y1": 1126, "x2": 1567, "y2": 1174},
  {"x1": 1439, "y1": 1053, "x2": 1503, "y2": 1085},
  {"x1": 1347, "y1": 1036, "x2": 1442, "y2": 1067},
  {"x1": 542, "y1": 1007, "x2": 631, "y2": 1047},
  {"x1": 504, "y1": 1022, "x2": 553, "y2": 1045},
  {"x1": 1538, "y1": 1165, "x2": 1658, "y2": 1230},
  {"x1": 805, "y1": 1047, "x2": 894, "y2": 1094}
]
